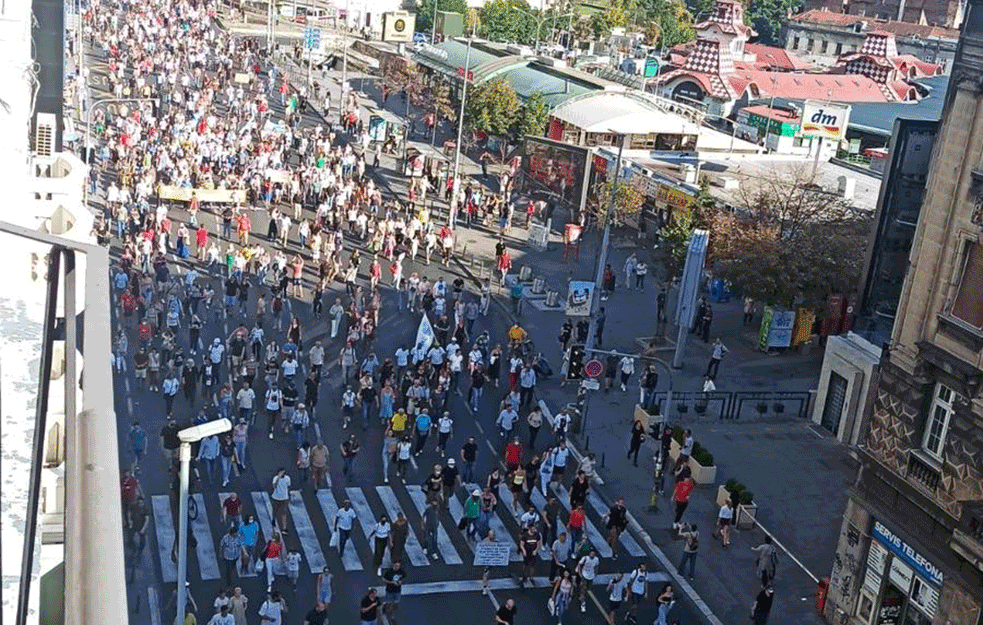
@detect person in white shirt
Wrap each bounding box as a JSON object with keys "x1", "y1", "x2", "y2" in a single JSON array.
[
  {"x1": 271, "y1": 468, "x2": 291, "y2": 535},
  {"x1": 394, "y1": 346, "x2": 409, "y2": 381},
  {"x1": 309, "y1": 341, "x2": 325, "y2": 377},
  {"x1": 284, "y1": 550, "x2": 302, "y2": 589},
  {"x1": 575, "y1": 549, "x2": 600, "y2": 612},
  {"x1": 334, "y1": 500, "x2": 358, "y2": 556},
  {"x1": 369, "y1": 515, "x2": 391, "y2": 576},
  {"x1": 606, "y1": 572, "x2": 630, "y2": 623},
  {"x1": 236, "y1": 383, "x2": 255, "y2": 423},
  {"x1": 619, "y1": 356, "x2": 635, "y2": 392},
  {"x1": 258, "y1": 591, "x2": 286, "y2": 625},
  {"x1": 207, "y1": 604, "x2": 234, "y2": 625},
  {"x1": 437, "y1": 412, "x2": 453, "y2": 456}
]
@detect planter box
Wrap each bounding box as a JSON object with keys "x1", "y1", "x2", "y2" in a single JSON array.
[
  {"x1": 669, "y1": 438, "x2": 681, "y2": 462},
  {"x1": 737, "y1": 503, "x2": 758, "y2": 529},
  {"x1": 688, "y1": 458, "x2": 717, "y2": 485},
  {"x1": 716, "y1": 485, "x2": 732, "y2": 507}
]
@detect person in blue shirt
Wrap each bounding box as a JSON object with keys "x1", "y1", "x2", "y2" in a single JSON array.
[
  {"x1": 129, "y1": 421, "x2": 147, "y2": 468},
  {"x1": 414, "y1": 410, "x2": 433, "y2": 456},
  {"x1": 238, "y1": 516, "x2": 259, "y2": 573}
]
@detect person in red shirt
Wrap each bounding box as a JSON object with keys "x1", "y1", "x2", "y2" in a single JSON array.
[
  {"x1": 504, "y1": 438, "x2": 522, "y2": 471},
  {"x1": 672, "y1": 477, "x2": 695, "y2": 529},
  {"x1": 138, "y1": 318, "x2": 154, "y2": 344},
  {"x1": 290, "y1": 255, "x2": 305, "y2": 299},
  {"x1": 525, "y1": 200, "x2": 535, "y2": 228},
  {"x1": 120, "y1": 470, "x2": 140, "y2": 508},
  {"x1": 568, "y1": 504, "x2": 586, "y2": 548},
  {"x1": 222, "y1": 492, "x2": 243, "y2": 528},
  {"x1": 196, "y1": 226, "x2": 209, "y2": 260},
  {"x1": 237, "y1": 213, "x2": 251, "y2": 245},
  {"x1": 497, "y1": 250, "x2": 512, "y2": 286}
]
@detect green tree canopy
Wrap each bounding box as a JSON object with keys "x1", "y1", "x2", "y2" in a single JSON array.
[
  {"x1": 465, "y1": 77, "x2": 521, "y2": 135},
  {"x1": 590, "y1": 2, "x2": 628, "y2": 38},
  {"x1": 590, "y1": 176, "x2": 645, "y2": 227},
  {"x1": 745, "y1": 0, "x2": 803, "y2": 46},
  {"x1": 479, "y1": 0, "x2": 539, "y2": 44},
  {"x1": 518, "y1": 91, "x2": 549, "y2": 137},
  {"x1": 414, "y1": 0, "x2": 469, "y2": 36},
  {"x1": 629, "y1": 0, "x2": 695, "y2": 47}
]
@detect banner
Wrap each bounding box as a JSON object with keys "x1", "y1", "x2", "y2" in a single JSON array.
[
  {"x1": 265, "y1": 169, "x2": 292, "y2": 184},
  {"x1": 657, "y1": 184, "x2": 693, "y2": 210},
  {"x1": 566, "y1": 281, "x2": 594, "y2": 316},
  {"x1": 758, "y1": 306, "x2": 774, "y2": 351},
  {"x1": 157, "y1": 185, "x2": 246, "y2": 204},
  {"x1": 234, "y1": 72, "x2": 253, "y2": 84},
  {"x1": 414, "y1": 315, "x2": 435, "y2": 361},
  {"x1": 767, "y1": 310, "x2": 796, "y2": 349}
]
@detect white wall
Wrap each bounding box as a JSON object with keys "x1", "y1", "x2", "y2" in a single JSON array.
[{"x1": 812, "y1": 332, "x2": 882, "y2": 445}]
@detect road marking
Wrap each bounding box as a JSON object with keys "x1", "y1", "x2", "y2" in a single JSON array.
[
  {"x1": 406, "y1": 485, "x2": 463, "y2": 565},
  {"x1": 496, "y1": 484, "x2": 549, "y2": 561},
  {"x1": 345, "y1": 486, "x2": 385, "y2": 568},
  {"x1": 150, "y1": 495, "x2": 177, "y2": 583},
  {"x1": 550, "y1": 483, "x2": 613, "y2": 559},
  {"x1": 289, "y1": 490, "x2": 327, "y2": 574},
  {"x1": 586, "y1": 491, "x2": 646, "y2": 557},
  {"x1": 148, "y1": 587, "x2": 161, "y2": 625},
  {"x1": 252, "y1": 491, "x2": 276, "y2": 540},
  {"x1": 375, "y1": 486, "x2": 430, "y2": 567},
  {"x1": 369, "y1": 573, "x2": 670, "y2": 596},
  {"x1": 127, "y1": 396, "x2": 134, "y2": 414},
  {"x1": 315, "y1": 489, "x2": 363, "y2": 571},
  {"x1": 125, "y1": 377, "x2": 131, "y2": 394},
  {"x1": 190, "y1": 493, "x2": 221, "y2": 580}
]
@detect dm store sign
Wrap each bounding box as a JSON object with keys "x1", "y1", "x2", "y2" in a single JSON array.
[{"x1": 872, "y1": 521, "x2": 943, "y2": 587}]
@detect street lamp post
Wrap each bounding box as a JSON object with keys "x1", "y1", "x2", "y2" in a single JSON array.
[
  {"x1": 448, "y1": 34, "x2": 473, "y2": 229},
  {"x1": 83, "y1": 97, "x2": 157, "y2": 206},
  {"x1": 176, "y1": 419, "x2": 232, "y2": 625}
]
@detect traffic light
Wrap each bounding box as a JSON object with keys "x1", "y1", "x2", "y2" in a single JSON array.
[{"x1": 566, "y1": 344, "x2": 585, "y2": 381}]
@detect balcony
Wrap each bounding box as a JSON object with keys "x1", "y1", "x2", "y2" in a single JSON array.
[
  {"x1": 906, "y1": 452, "x2": 941, "y2": 493},
  {"x1": 951, "y1": 502, "x2": 983, "y2": 573}
]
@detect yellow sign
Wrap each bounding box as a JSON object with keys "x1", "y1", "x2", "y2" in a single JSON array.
[
  {"x1": 657, "y1": 184, "x2": 693, "y2": 209},
  {"x1": 792, "y1": 307, "x2": 815, "y2": 348},
  {"x1": 157, "y1": 186, "x2": 246, "y2": 204}
]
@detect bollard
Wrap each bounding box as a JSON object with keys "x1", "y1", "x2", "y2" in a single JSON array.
[
  {"x1": 532, "y1": 276, "x2": 545, "y2": 294},
  {"x1": 601, "y1": 452, "x2": 606, "y2": 469},
  {"x1": 585, "y1": 436, "x2": 590, "y2": 452}
]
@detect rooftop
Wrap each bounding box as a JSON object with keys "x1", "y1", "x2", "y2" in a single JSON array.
[
  {"x1": 732, "y1": 69, "x2": 899, "y2": 101},
  {"x1": 788, "y1": 9, "x2": 960, "y2": 40},
  {"x1": 551, "y1": 91, "x2": 702, "y2": 134},
  {"x1": 743, "y1": 43, "x2": 814, "y2": 70}
]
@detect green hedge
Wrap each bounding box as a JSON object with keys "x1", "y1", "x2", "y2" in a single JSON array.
[
  {"x1": 672, "y1": 428, "x2": 715, "y2": 467},
  {"x1": 724, "y1": 478, "x2": 755, "y2": 505}
]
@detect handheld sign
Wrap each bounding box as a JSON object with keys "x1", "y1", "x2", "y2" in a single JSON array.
[{"x1": 473, "y1": 542, "x2": 511, "y2": 567}]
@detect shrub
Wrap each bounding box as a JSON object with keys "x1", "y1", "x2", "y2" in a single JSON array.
[
  {"x1": 755, "y1": 402, "x2": 769, "y2": 414},
  {"x1": 694, "y1": 403, "x2": 707, "y2": 414},
  {"x1": 773, "y1": 402, "x2": 785, "y2": 413},
  {"x1": 677, "y1": 402, "x2": 689, "y2": 413},
  {"x1": 691, "y1": 442, "x2": 714, "y2": 466},
  {"x1": 739, "y1": 490, "x2": 755, "y2": 505}
]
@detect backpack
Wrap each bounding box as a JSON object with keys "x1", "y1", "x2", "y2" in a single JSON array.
[{"x1": 687, "y1": 532, "x2": 699, "y2": 552}]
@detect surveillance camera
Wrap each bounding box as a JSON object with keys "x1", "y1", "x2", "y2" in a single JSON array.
[{"x1": 178, "y1": 418, "x2": 233, "y2": 443}]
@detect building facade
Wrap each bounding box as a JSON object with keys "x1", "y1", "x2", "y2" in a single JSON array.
[
  {"x1": 802, "y1": 0, "x2": 963, "y2": 29},
  {"x1": 824, "y1": 1, "x2": 983, "y2": 624},
  {"x1": 785, "y1": 10, "x2": 959, "y2": 72}
]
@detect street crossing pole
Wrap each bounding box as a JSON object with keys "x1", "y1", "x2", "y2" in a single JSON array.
[{"x1": 575, "y1": 133, "x2": 625, "y2": 434}]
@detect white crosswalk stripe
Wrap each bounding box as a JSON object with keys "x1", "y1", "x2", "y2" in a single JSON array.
[
  {"x1": 190, "y1": 494, "x2": 221, "y2": 580},
  {"x1": 375, "y1": 486, "x2": 430, "y2": 567},
  {"x1": 444, "y1": 494, "x2": 476, "y2": 558},
  {"x1": 151, "y1": 495, "x2": 178, "y2": 583},
  {"x1": 252, "y1": 491, "x2": 276, "y2": 540},
  {"x1": 551, "y1": 483, "x2": 614, "y2": 558},
  {"x1": 406, "y1": 486, "x2": 463, "y2": 565},
  {"x1": 315, "y1": 489, "x2": 363, "y2": 571},
  {"x1": 587, "y1": 491, "x2": 646, "y2": 557},
  {"x1": 290, "y1": 490, "x2": 327, "y2": 573}
]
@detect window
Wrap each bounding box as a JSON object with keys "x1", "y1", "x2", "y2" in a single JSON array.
[
  {"x1": 922, "y1": 383, "x2": 956, "y2": 459},
  {"x1": 793, "y1": 36, "x2": 801, "y2": 50},
  {"x1": 835, "y1": 42, "x2": 843, "y2": 55},
  {"x1": 951, "y1": 241, "x2": 983, "y2": 328},
  {"x1": 821, "y1": 40, "x2": 830, "y2": 53},
  {"x1": 807, "y1": 38, "x2": 815, "y2": 52}
]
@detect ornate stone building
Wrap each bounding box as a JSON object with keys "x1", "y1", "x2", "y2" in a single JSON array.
[{"x1": 823, "y1": 1, "x2": 983, "y2": 624}]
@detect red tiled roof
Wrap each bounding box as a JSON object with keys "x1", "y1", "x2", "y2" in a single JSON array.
[
  {"x1": 744, "y1": 43, "x2": 813, "y2": 70},
  {"x1": 890, "y1": 54, "x2": 941, "y2": 76},
  {"x1": 788, "y1": 9, "x2": 959, "y2": 40},
  {"x1": 887, "y1": 80, "x2": 918, "y2": 100},
  {"x1": 732, "y1": 69, "x2": 898, "y2": 102},
  {"x1": 657, "y1": 69, "x2": 733, "y2": 99}
]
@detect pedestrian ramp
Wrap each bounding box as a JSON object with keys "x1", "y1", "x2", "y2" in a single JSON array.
[{"x1": 150, "y1": 480, "x2": 648, "y2": 585}]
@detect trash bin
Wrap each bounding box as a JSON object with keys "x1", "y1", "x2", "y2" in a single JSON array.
[{"x1": 816, "y1": 577, "x2": 830, "y2": 614}]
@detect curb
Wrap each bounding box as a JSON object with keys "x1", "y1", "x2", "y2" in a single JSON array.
[{"x1": 538, "y1": 400, "x2": 725, "y2": 625}]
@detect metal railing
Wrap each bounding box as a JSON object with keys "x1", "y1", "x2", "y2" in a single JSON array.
[
  {"x1": 0, "y1": 219, "x2": 126, "y2": 625},
  {"x1": 649, "y1": 390, "x2": 813, "y2": 421}
]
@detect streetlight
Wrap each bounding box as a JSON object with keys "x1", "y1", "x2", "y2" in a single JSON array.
[
  {"x1": 176, "y1": 418, "x2": 232, "y2": 625},
  {"x1": 448, "y1": 34, "x2": 474, "y2": 229},
  {"x1": 83, "y1": 97, "x2": 157, "y2": 205}
]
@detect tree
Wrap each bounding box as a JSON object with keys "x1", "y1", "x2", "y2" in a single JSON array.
[
  {"x1": 414, "y1": 0, "x2": 469, "y2": 36},
  {"x1": 479, "y1": 0, "x2": 539, "y2": 44},
  {"x1": 745, "y1": 0, "x2": 803, "y2": 46},
  {"x1": 590, "y1": 176, "x2": 645, "y2": 227},
  {"x1": 709, "y1": 166, "x2": 872, "y2": 308},
  {"x1": 518, "y1": 91, "x2": 549, "y2": 137},
  {"x1": 631, "y1": 0, "x2": 695, "y2": 48},
  {"x1": 590, "y1": 2, "x2": 628, "y2": 38},
  {"x1": 661, "y1": 177, "x2": 715, "y2": 281},
  {"x1": 465, "y1": 77, "x2": 520, "y2": 135}
]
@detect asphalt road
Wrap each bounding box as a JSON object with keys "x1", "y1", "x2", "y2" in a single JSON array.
[{"x1": 90, "y1": 33, "x2": 702, "y2": 625}]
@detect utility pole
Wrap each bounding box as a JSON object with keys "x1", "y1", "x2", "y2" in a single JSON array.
[
  {"x1": 448, "y1": 34, "x2": 473, "y2": 229},
  {"x1": 576, "y1": 133, "x2": 625, "y2": 434},
  {"x1": 432, "y1": 0, "x2": 439, "y2": 44}
]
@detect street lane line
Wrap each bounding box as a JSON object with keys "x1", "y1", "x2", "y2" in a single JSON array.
[
  {"x1": 375, "y1": 486, "x2": 430, "y2": 567},
  {"x1": 218, "y1": 493, "x2": 256, "y2": 576},
  {"x1": 444, "y1": 493, "x2": 475, "y2": 558},
  {"x1": 550, "y1": 483, "x2": 613, "y2": 559},
  {"x1": 290, "y1": 490, "x2": 328, "y2": 574},
  {"x1": 252, "y1": 491, "x2": 276, "y2": 540},
  {"x1": 315, "y1": 489, "x2": 363, "y2": 571},
  {"x1": 190, "y1": 494, "x2": 220, "y2": 580},
  {"x1": 587, "y1": 491, "x2": 646, "y2": 557},
  {"x1": 406, "y1": 485, "x2": 463, "y2": 565},
  {"x1": 151, "y1": 495, "x2": 178, "y2": 583},
  {"x1": 496, "y1": 484, "x2": 549, "y2": 561}
]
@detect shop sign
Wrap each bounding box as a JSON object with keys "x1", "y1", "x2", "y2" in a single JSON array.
[
  {"x1": 872, "y1": 521, "x2": 943, "y2": 587},
  {"x1": 657, "y1": 184, "x2": 692, "y2": 209},
  {"x1": 888, "y1": 557, "x2": 914, "y2": 592},
  {"x1": 864, "y1": 540, "x2": 888, "y2": 592}
]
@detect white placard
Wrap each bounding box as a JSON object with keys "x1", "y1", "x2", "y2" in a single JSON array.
[
  {"x1": 864, "y1": 540, "x2": 888, "y2": 593},
  {"x1": 889, "y1": 557, "x2": 914, "y2": 592},
  {"x1": 909, "y1": 576, "x2": 939, "y2": 618}
]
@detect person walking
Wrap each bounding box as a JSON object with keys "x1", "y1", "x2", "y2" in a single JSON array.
[
  {"x1": 705, "y1": 338, "x2": 728, "y2": 378},
  {"x1": 654, "y1": 584, "x2": 675, "y2": 625},
  {"x1": 381, "y1": 561, "x2": 405, "y2": 622},
  {"x1": 220, "y1": 526, "x2": 246, "y2": 588},
  {"x1": 672, "y1": 477, "x2": 695, "y2": 529},
  {"x1": 716, "y1": 500, "x2": 733, "y2": 547},
  {"x1": 311, "y1": 440, "x2": 329, "y2": 489},
  {"x1": 605, "y1": 498, "x2": 629, "y2": 559},
  {"x1": 370, "y1": 515, "x2": 391, "y2": 576},
  {"x1": 421, "y1": 500, "x2": 440, "y2": 560},
  {"x1": 341, "y1": 434, "x2": 360, "y2": 477},
  {"x1": 627, "y1": 419, "x2": 645, "y2": 466},
  {"x1": 575, "y1": 548, "x2": 599, "y2": 613},
  {"x1": 359, "y1": 588, "x2": 381, "y2": 625},
  {"x1": 271, "y1": 468, "x2": 291, "y2": 535},
  {"x1": 623, "y1": 254, "x2": 637, "y2": 291},
  {"x1": 627, "y1": 563, "x2": 649, "y2": 612},
  {"x1": 619, "y1": 355, "x2": 635, "y2": 392},
  {"x1": 518, "y1": 526, "x2": 541, "y2": 587},
  {"x1": 527, "y1": 407, "x2": 543, "y2": 449},
  {"x1": 262, "y1": 532, "x2": 286, "y2": 593},
  {"x1": 751, "y1": 585, "x2": 775, "y2": 625},
  {"x1": 413, "y1": 409, "x2": 433, "y2": 456},
  {"x1": 606, "y1": 572, "x2": 630, "y2": 625},
  {"x1": 334, "y1": 500, "x2": 358, "y2": 556},
  {"x1": 549, "y1": 531, "x2": 571, "y2": 582},
  {"x1": 677, "y1": 524, "x2": 699, "y2": 580},
  {"x1": 550, "y1": 568, "x2": 574, "y2": 625},
  {"x1": 390, "y1": 512, "x2": 409, "y2": 565},
  {"x1": 752, "y1": 536, "x2": 778, "y2": 586}
]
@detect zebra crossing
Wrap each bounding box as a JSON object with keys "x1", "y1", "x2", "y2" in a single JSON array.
[{"x1": 150, "y1": 480, "x2": 648, "y2": 584}]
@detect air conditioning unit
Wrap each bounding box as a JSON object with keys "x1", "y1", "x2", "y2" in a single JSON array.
[
  {"x1": 34, "y1": 113, "x2": 56, "y2": 157},
  {"x1": 382, "y1": 12, "x2": 415, "y2": 43}
]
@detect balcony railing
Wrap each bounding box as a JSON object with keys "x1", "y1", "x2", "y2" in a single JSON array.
[{"x1": 907, "y1": 452, "x2": 942, "y2": 493}]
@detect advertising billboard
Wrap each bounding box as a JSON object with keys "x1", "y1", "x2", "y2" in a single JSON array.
[
  {"x1": 520, "y1": 136, "x2": 592, "y2": 214},
  {"x1": 800, "y1": 100, "x2": 851, "y2": 142}
]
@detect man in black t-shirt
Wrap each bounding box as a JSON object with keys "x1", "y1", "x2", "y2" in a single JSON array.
[
  {"x1": 495, "y1": 599, "x2": 517, "y2": 625},
  {"x1": 460, "y1": 436, "x2": 478, "y2": 484},
  {"x1": 360, "y1": 384, "x2": 378, "y2": 429},
  {"x1": 382, "y1": 561, "x2": 405, "y2": 620},
  {"x1": 359, "y1": 589, "x2": 380, "y2": 624},
  {"x1": 303, "y1": 601, "x2": 328, "y2": 625},
  {"x1": 159, "y1": 419, "x2": 180, "y2": 467}
]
